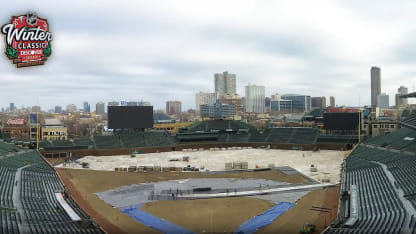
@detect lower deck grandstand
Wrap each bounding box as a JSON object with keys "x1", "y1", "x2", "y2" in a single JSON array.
[
  {"x1": 327, "y1": 125, "x2": 416, "y2": 233},
  {"x1": 0, "y1": 147, "x2": 104, "y2": 233}
]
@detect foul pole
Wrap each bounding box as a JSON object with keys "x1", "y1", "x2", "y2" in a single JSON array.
[
  {"x1": 358, "y1": 111, "x2": 361, "y2": 143},
  {"x1": 36, "y1": 112, "x2": 39, "y2": 151}
]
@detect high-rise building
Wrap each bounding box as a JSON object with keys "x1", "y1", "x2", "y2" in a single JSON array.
[
  {"x1": 54, "y1": 106, "x2": 62, "y2": 114},
  {"x1": 377, "y1": 93, "x2": 389, "y2": 109},
  {"x1": 396, "y1": 86, "x2": 408, "y2": 107},
  {"x1": 330, "y1": 96, "x2": 335, "y2": 108},
  {"x1": 83, "y1": 101, "x2": 90, "y2": 113},
  {"x1": 311, "y1": 97, "x2": 323, "y2": 110},
  {"x1": 138, "y1": 101, "x2": 152, "y2": 106},
  {"x1": 270, "y1": 95, "x2": 293, "y2": 113},
  {"x1": 271, "y1": 94, "x2": 280, "y2": 101},
  {"x1": 96, "y1": 102, "x2": 105, "y2": 115},
  {"x1": 321, "y1": 96, "x2": 327, "y2": 109},
  {"x1": 215, "y1": 71, "x2": 236, "y2": 98},
  {"x1": 31, "y1": 106, "x2": 41, "y2": 113},
  {"x1": 195, "y1": 92, "x2": 216, "y2": 111},
  {"x1": 398, "y1": 86, "x2": 408, "y2": 97},
  {"x1": 166, "y1": 101, "x2": 182, "y2": 115},
  {"x1": 200, "y1": 102, "x2": 236, "y2": 118},
  {"x1": 127, "y1": 101, "x2": 138, "y2": 106},
  {"x1": 9, "y1": 103, "x2": 15, "y2": 112},
  {"x1": 265, "y1": 97, "x2": 271, "y2": 112},
  {"x1": 245, "y1": 84, "x2": 265, "y2": 113},
  {"x1": 219, "y1": 94, "x2": 242, "y2": 112},
  {"x1": 371, "y1": 66, "x2": 381, "y2": 107},
  {"x1": 66, "y1": 104, "x2": 77, "y2": 113},
  {"x1": 281, "y1": 94, "x2": 311, "y2": 112},
  {"x1": 108, "y1": 101, "x2": 120, "y2": 106}
]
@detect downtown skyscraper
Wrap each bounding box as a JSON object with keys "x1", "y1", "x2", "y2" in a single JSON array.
[
  {"x1": 214, "y1": 71, "x2": 236, "y2": 99},
  {"x1": 245, "y1": 84, "x2": 265, "y2": 113},
  {"x1": 371, "y1": 66, "x2": 381, "y2": 107}
]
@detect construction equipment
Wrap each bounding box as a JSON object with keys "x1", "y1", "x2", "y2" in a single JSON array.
[{"x1": 300, "y1": 223, "x2": 316, "y2": 234}]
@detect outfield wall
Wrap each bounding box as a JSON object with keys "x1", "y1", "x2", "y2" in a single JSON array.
[{"x1": 41, "y1": 142, "x2": 350, "y2": 158}]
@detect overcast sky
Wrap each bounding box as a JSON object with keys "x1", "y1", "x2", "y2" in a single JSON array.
[{"x1": 1, "y1": 0, "x2": 416, "y2": 111}]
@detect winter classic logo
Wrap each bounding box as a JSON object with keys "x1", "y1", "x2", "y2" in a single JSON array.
[{"x1": 1, "y1": 12, "x2": 52, "y2": 68}]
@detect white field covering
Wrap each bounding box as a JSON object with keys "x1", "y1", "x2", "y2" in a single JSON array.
[{"x1": 56, "y1": 149, "x2": 345, "y2": 184}]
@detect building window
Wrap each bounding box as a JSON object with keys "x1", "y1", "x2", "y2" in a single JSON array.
[
  {"x1": 390, "y1": 125, "x2": 394, "y2": 128},
  {"x1": 373, "y1": 125, "x2": 377, "y2": 128}
]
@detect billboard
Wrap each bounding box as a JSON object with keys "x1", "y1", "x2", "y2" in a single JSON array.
[
  {"x1": 108, "y1": 106, "x2": 153, "y2": 129},
  {"x1": 326, "y1": 107, "x2": 360, "y2": 113},
  {"x1": 7, "y1": 119, "x2": 25, "y2": 125},
  {"x1": 324, "y1": 112, "x2": 360, "y2": 130}
]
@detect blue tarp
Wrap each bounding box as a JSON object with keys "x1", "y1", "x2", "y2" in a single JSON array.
[
  {"x1": 234, "y1": 202, "x2": 295, "y2": 234},
  {"x1": 120, "y1": 204, "x2": 195, "y2": 234}
]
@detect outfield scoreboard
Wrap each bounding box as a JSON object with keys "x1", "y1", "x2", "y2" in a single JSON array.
[
  {"x1": 108, "y1": 106, "x2": 153, "y2": 129},
  {"x1": 323, "y1": 112, "x2": 360, "y2": 130}
]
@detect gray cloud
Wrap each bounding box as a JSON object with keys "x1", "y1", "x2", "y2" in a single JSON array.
[{"x1": 0, "y1": 0, "x2": 415, "y2": 111}]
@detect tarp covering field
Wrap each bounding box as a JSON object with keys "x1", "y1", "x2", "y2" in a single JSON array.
[
  {"x1": 235, "y1": 202, "x2": 295, "y2": 234},
  {"x1": 57, "y1": 148, "x2": 345, "y2": 183},
  {"x1": 121, "y1": 204, "x2": 195, "y2": 234},
  {"x1": 96, "y1": 178, "x2": 309, "y2": 207}
]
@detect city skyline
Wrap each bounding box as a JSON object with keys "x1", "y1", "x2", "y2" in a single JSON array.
[
  {"x1": 1, "y1": 1, "x2": 416, "y2": 110},
  {"x1": 0, "y1": 80, "x2": 411, "y2": 113}
]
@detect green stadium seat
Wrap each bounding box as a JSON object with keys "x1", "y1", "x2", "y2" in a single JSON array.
[{"x1": 0, "y1": 150, "x2": 104, "y2": 233}]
